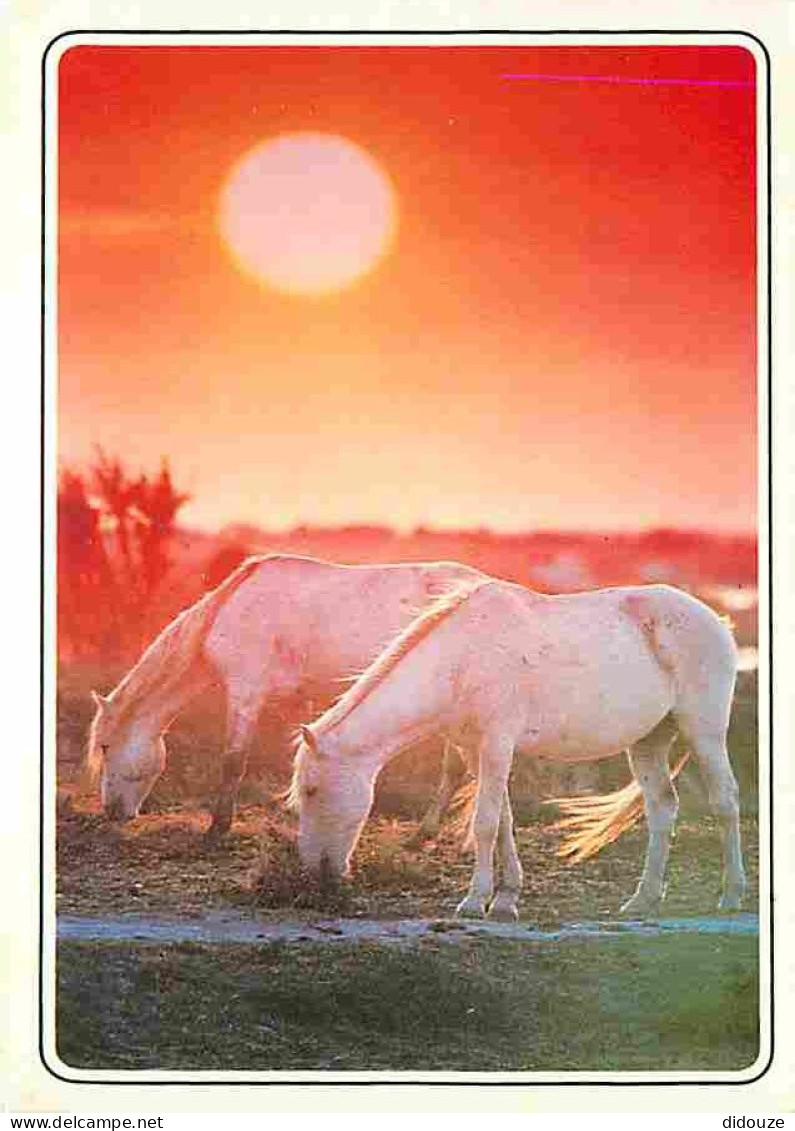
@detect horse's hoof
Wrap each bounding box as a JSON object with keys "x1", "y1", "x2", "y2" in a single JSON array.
[
  {"x1": 203, "y1": 824, "x2": 228, "y2": 846},
  {"x1": 619, "y1": 895, "x2": 661, "y2": 919},
  {"x1": 718, "y1": 893, "x2": 743, "y2": 914},
  {"x1": 455, "y1": 897, "x2": 487, "y2": 919},
  {"x1": 487, "y1": 898, "x2": 519, "y2": 923}
]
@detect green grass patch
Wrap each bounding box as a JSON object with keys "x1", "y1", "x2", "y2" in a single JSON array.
[{"x1": 57, "y1": 933, "x2": 758, "y2": 1073}]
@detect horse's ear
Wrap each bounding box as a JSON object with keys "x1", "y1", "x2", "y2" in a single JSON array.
[
  {"x1": 91, "y1": 690, "x2": 110, "y2": 709},
  {"x1": 299, "y1": 724, "x2": 323, "y2": 757}
]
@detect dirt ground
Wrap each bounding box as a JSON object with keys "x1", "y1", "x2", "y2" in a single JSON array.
[
  {"x1": 55, "y1": 792, "x2": 761, "y2": 1074},
  {"x1": 56, "y1": 788, "x2": 760, "y2": 925}
]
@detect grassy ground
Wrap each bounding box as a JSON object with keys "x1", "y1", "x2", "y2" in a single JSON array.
[{"x1": 56, "y1": 933, "x2": 759, "y2": 1073}]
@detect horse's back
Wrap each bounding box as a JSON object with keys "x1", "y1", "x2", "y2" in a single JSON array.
[
  {"x1": 202, "y1": 555, "x2": 484, "y2": 686},
  {"x1": 615, "y1": 584, "x2": 737, "y2": 674},
  {"x1": 521, "y1": 583, "x2": 736, "y2": 692},
  {"x1": 438, "y1": 581, "x2": 733, "y2": 757}
]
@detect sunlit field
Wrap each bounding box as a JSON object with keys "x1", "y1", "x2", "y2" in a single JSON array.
[
  {"x1": 58, "y1": 933, "x2": 759, "y2": 1072},
  {"x1": 55, "y1": 511, "x2": 761, "y2": 1074}
]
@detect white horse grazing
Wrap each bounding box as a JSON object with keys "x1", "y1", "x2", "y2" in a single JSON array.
[
  {"x1": 291, "y1": 579, "x2": 746, "y2": 919},
  {"x1": 85, "y1": 555, "x2": 484, "y2": 837}
]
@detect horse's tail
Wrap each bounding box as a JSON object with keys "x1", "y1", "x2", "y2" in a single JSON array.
[{"x1": 550, "y1": 752, "x2": 690, "y2": 865}]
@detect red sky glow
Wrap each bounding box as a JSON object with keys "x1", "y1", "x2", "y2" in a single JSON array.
[{"x1": 57, "y1": 43, "x2": 758, "y2": 534}]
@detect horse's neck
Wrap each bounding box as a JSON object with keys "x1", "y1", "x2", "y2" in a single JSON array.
[
  {"x1": 114, "y1": 664, "x2": 209, "y2": 735},
  {"x1": 326, "y1": 651, "x2": 453, "y2": 770}
]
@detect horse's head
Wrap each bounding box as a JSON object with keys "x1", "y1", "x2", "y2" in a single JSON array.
[
  {"x1": 86, "y1": 691, "x2": 166, "y2": 821},
  {"x1": 291, "y1": 724, "x2": 375, "y2": 884}
]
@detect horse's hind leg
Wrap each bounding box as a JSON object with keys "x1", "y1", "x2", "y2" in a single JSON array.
[
  {"x1": 675, "y1": 695, "x2": 746, "y2": 912},
  {"x1": 487, "y1": 788, "x2": 524, "y2": 922},
  {"x1": 410, "y1": 740, "x2": 470, "y2": 844},
  {"x1": 620, "y1": 716, "x2": 680, "y2": 917}
]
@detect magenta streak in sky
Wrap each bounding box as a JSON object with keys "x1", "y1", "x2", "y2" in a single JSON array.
[{"x1": 501, "y1": 74, "x2": 754, "y2": 87}]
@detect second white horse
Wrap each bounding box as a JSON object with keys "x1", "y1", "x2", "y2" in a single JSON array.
[{"x1": 292, "y1": 579, "x2": 745, "y2": 919}]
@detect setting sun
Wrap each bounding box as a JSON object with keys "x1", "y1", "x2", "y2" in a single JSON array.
[
  {"x1": 218, "y1": 131, "x2": 398, "y2": 295},
  {"x1": 58, "y1": 44, "x2": 756, "y2": 534}
]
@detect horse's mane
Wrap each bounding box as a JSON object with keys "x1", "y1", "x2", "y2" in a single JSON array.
[
  {"x1": 84, "y1": 556, "x2": 266, "y2": 783},
  {"x1": 318, "y1": 580, "x2": 484, "y2": 736},
  {"x1": 286, "y1": 582, "x2": 483, "y2": 805}
]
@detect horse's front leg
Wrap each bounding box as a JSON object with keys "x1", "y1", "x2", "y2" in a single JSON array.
[
  {"x1": 456, "y1": 735, "x2": 514, "y2": 919},
  {"x1": 205, "y1": 684, "x2": 264, "y2": 842},
  {"x1": 487, "y1": 788, "x2": 523, "y2": 922}
]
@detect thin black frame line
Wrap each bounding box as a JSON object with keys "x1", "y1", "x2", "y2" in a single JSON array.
[
  {"x1": 40, "y1": 27, "x2": 774, "y2": 1088},
  {"x1": 41, "y1": 27, "x2": 776, "y2": 45}
]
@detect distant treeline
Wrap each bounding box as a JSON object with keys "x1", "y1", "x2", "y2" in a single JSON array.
[{"x1": 222, "y1": 521, "x2": 757, "y2": 591}]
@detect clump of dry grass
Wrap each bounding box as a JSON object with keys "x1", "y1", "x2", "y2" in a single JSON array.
[
  {"x1": 354, "y1": 819, "x2": 451, "y2": 893},
  {"x1": 248, "y1": 815, "x2": 461, "y2": 912},
  {"x1": 248, "y1": 817, "x2": 352, "y2": 913}
]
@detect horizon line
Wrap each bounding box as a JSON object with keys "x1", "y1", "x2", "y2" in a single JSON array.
[{"x1": 182, "y1": 519, "x2": 758, "y2": 540}]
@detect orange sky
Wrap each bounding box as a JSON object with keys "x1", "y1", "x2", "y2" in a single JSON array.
[{"x1": 57, "y1": 43, "x2": 757, "y2": 533}]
